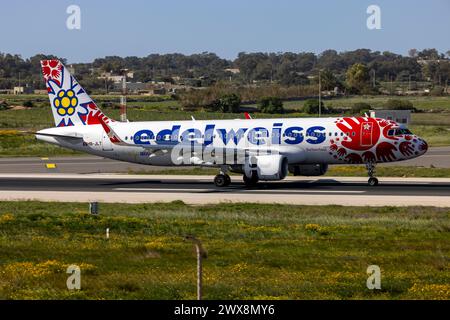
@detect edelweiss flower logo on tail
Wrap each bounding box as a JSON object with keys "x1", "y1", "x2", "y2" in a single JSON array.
[{"x1": 41, "y1": 59, "x2": 113, "y2": 127}]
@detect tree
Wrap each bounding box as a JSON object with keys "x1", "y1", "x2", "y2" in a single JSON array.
[
  {"x1": 417, "y1": 49, "x2": 440, "y2": 60},
  {"x1": 209, "y1": 93, "x2": 241, "y2": 113},
  {"x1": 320, "y1": 69, "x2": 337, "y2": 90},
  {"x1": 258, "y1": 97, "x2": 284, "y2": 114},
  {"x1": 346, "y1": 63, "x2": 370, "y2": 93}
]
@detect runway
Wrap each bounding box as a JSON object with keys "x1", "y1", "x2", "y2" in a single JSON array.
[
  {"x1": 1, "y1": 174, "x2": 450, "y2": 207},
  {"x1": 0, "y1": 146, "x2": 449, "y2": 174}
]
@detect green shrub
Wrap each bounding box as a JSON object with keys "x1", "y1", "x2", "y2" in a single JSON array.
[
  {"x1": 258, "y1": 96, "x2": 284, "y2": 114},
  {"x1": 430, "y1": 86, "x2": 444, "y2": 96},
  {"x1": 385, "y1": 99, "x2": 416, "y2": 111},
  {"x1": 22, "y1": 100, "x2": 34, "y2": 108},
  {"x1": 303, "y1": 99, "x2": 324, "y2": 114},
  {"x1": 207, "y1": 93, "x2": 241, "y2": 113},
  {"x1": 351, "y1": 102, "x2": 372, "y2": 114},
  {"x1": 0, "y1": 101, "x2": 9, "y2": 110}
]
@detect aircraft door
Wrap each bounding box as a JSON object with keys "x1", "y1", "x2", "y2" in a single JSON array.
[{"x1": 360, "y1": 121, "x2": 374, "y2": 147}]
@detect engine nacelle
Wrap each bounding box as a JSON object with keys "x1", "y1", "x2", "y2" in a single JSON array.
[
  {"x1": 289, "y1": 164, "x2": 328, "y2": 176},
  {"x1": 244, "y1": 154, "x2": 288, "y2": 181}
]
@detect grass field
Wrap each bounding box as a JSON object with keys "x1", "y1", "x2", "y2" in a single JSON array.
[
  {"x1": 281, "y1": 96, "x2": 450, "y2": 111},
  {"x1": 1, "y1": 94, "x2": 449, "y2": 128},
  {"x1": 0, "y1": 130, "x2": 81, "y2": 157},
  {"x1": 0, "y1": 201, "x2": 448, "y2": 300}
]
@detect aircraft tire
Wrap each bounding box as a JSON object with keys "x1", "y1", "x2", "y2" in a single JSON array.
[
  {"x1": 243, "y1": 173, "x2": 258, "y2": 187},
  {"x1": 214, "y1": 174, "x2": 228, "y2": 187},
  {"x1": 368, "y1": 177, "x2": 379, "y2": 186}
]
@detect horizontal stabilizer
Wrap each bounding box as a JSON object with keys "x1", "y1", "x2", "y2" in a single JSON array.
[{"x1": 28, "y1": 131, "x2": 84, "y2": 139}]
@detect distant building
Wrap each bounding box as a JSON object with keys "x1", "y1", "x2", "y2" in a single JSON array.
[
  {"x1": 369, "y1": 109, "x2": 411, "y2": 125},
  {"x1": 224, "y1": 68, "x2": 240, "y2": 74},
  {"x1": 146, "y1": 87, "x2": 166, "y2": 95},
  {"x1": 98, "y1": 71, "x2": 134, "y2": 83},
  {"x1": 13, "y1": 86, "x2": 34, "y2": 95},
  {"x1": 33, "y1": 89, "x2": 48, "y2": 95},
  {"x1": 112, "y1": 82, "x2": 148, "y2": 93},
  {"x1": 111, "y1": 81, "x2": 169, "y2": 95},
  {"x1": 67, "y1": 65, "x2": 76, "y2": 75},
  {"x1": 417, "y1": 58, "x2": 446, "y2": 65}
]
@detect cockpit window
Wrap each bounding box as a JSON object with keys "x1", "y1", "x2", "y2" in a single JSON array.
[
  {"x1": 388, "y1": 128, "x2": 412, "y2": 136},
  {"x1": 399, "y1": 128, "x2": 412, "y2": 135}
]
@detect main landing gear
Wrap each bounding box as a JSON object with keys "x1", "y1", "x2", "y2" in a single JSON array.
[
  {"x1": 243, "y1": 172, "x2": 259, "y2": 187},
  {"x1": 366, "y1": 162, "x2": 379, "y2": 186},
  {"x1": 213, "y1": 166, "x2": 231, "y2": 187}
]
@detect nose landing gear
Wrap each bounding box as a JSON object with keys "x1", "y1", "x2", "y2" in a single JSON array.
[
  {"x1": 214, "y1": 174, "x2": 231, "y2": 187},
  {"x1": 213, "y1": 166, "x2": 231, "y2": 187},
  {"x1": 366, "y1": 162, "x2": 379, "y2": 186}
]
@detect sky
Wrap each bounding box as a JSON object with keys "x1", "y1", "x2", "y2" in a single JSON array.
[{"x1": 0, "y1": 0, "x2": 449, "y2": 63}]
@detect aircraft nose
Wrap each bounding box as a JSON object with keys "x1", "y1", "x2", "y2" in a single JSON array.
[{"x1": 416, "y1": 137, "x2": 428, "y2": 155}]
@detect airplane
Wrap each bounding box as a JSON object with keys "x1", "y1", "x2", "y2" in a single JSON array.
[{"x1": 35, "y1": 59, "x2": 428, "y2": 187}]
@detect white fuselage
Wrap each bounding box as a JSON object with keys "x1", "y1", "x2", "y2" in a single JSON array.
[{"x1": 36, "y1": 117, "x2": 427, "y2": 167}]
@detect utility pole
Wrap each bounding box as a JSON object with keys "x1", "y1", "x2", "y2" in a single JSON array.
[
  {"x1": 318, "y1": 70, "x2": 321, "y2": 117},
  {"x1": 371, "y1": 69, "x2": 376, "y2": 88},
  {"x1": 185, "y1": 235, "x2": 207, "y2": 300},
  {"x1": 390, "y1": 74, "x2": 393, "y2": 95},
  {"x1": 120, "y1": 69, "x2": 128, "y2": 122}
]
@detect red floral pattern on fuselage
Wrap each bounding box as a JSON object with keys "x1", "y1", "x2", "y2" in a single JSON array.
[{"x1": 329, "y1": 117, "x2": 426, "y2": 164}]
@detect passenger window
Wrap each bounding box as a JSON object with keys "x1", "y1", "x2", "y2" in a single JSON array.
[{"x1": 352, "y1": 132, "x2": 355, "y2": 136}]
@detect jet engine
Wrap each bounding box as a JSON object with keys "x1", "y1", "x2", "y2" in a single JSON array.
[
  {"x1": 288, "y1": 164, "x2": 328, "y2": 176},
  {"x1": 243, "y1": 154, "x2": 289, "y2": 181}
]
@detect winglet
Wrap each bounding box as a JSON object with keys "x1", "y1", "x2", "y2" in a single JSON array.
[{"x1": 244, "y1": 112, "x2": 252, "y2": 119}]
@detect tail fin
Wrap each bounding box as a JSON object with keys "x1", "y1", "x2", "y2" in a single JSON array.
[{"x1": 40, "y1": 59, "x2": 113, "y2": 127}]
